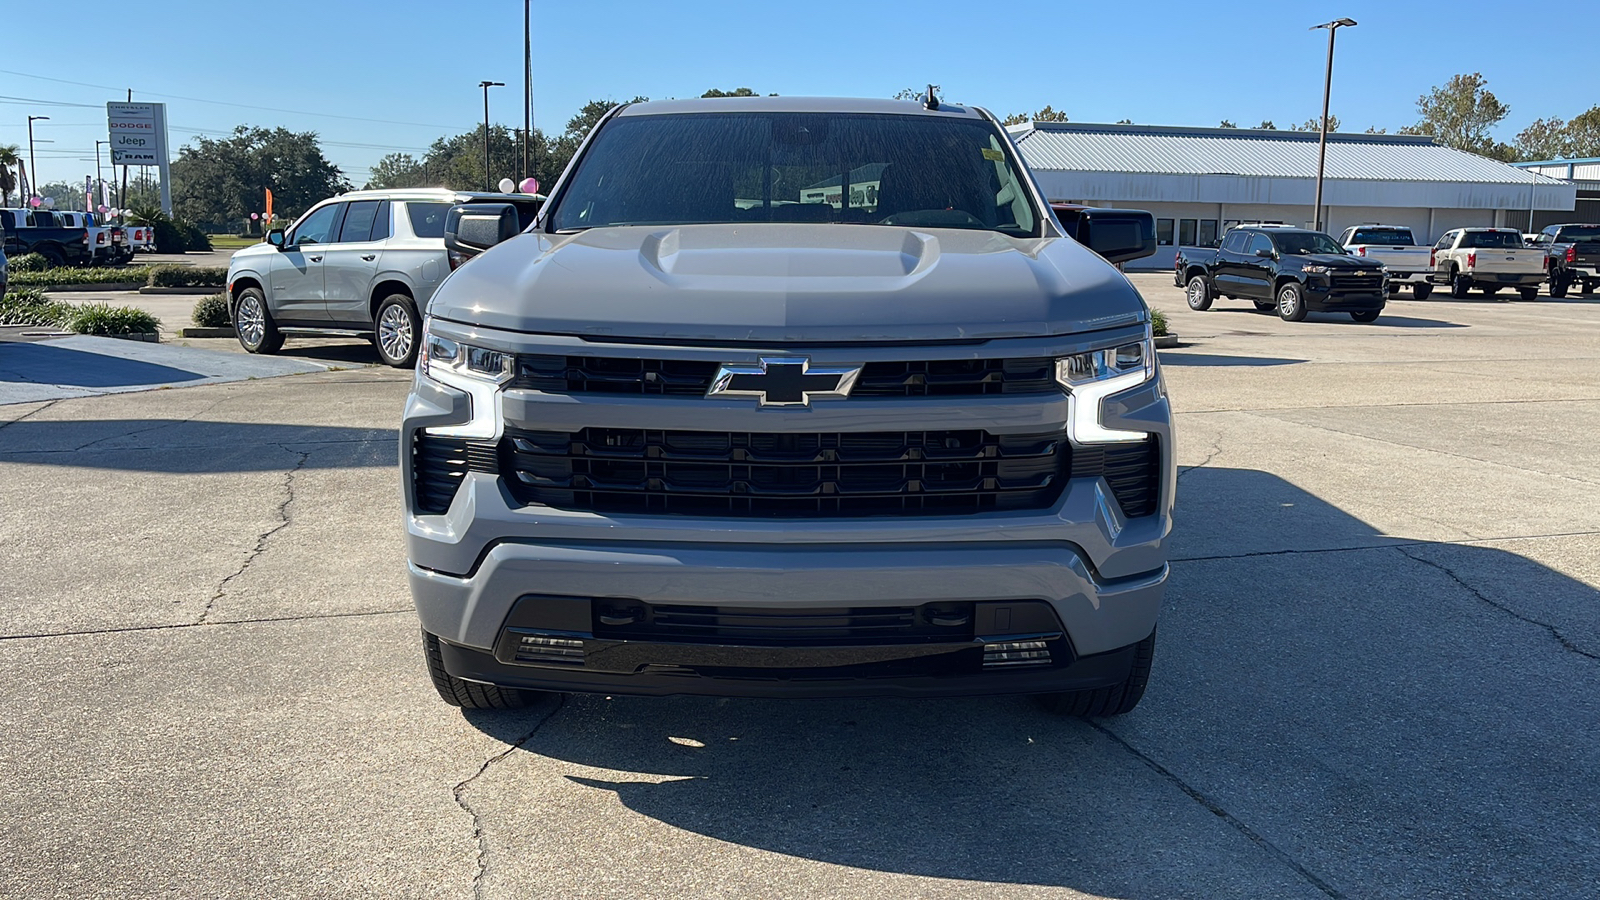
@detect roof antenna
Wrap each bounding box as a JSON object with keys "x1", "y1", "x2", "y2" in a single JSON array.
[{"x1": 923, "y1": 84, "x2": 939, "y2": 111}]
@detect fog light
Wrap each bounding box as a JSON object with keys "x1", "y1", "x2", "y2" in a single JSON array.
[
  {"x1": 983, "y1": 639, "x2": 1052, "y2": 668},
  {"x1": 513, "y1": 634, "x2": 585, "y2": 666}
]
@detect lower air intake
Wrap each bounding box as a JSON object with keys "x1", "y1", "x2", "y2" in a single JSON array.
[
  {"x1": 513, "y1": 634, "x2": 585, "y2": 666},
  {"x1": 983, "y1": 639, "x2": 1052, "y2": 668}
]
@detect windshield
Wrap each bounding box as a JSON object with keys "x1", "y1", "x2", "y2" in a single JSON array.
[
  {"x1": 548, "y1": 112, "x2": 1039, "y2": 237},
  {"x1": 1556, "y1": 226, "x2": 1600, "y2": 243},
  {"x1": 1460, "y1": 231, "x2": 1522, "y2": 249},
  {"x1": 1350, "y1": 228, "x2": 1414, "y2": 245},
  {"x1": 1273, "y1": 232, "x2": 1346, "y2": 255}
]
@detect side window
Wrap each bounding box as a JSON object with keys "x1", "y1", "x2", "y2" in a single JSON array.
[
  {"x1": 1248, "y1": 233, "x2": 1275, "y2": 257},
  {"x1": 291, "y1": 203, "x2": 342, "y2": 246},
  {"x1": 1178, "y1": 218, "x2": 1197, "y2": 247},
  {"x1": 1433, "y1": 232, "x2": 1454, "y2": 251},
  {"x1": 337, "y1": 200, "x2": 382, "y2": 243},
  {"x1": 1198, "y1": 219, "x2": 1218, "y2": 247},
  {"x1": 1155, "y1": 218, "x2": 1174, "y2": 247},
  {"x1": 1221, "y1": 230, "x2": 1247, "y2": 253},
  {"x1": 407, "y1": 202, "x2": 450, "y2": 238},
  {"x1": 369, "y1": 200, "x2": 392, "y2": 242}
]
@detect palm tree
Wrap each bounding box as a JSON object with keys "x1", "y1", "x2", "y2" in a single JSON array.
[{"x1": 0, "y1": 143, "x2": 20, "y2": 206}]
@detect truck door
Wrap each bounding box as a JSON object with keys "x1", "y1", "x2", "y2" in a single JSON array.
[
  {"x1": 268, "y1": 202, "x2": 343, "y2": 324},
  {"x1": 1241, "y1": 233, "x2": 1277, "y2": 299},
  {"x1": 1211, "y1": 230, "x2": 1251, "y2": 294},
  {"x1": 321, "y1": 199, "x2": 389, "y2": 325}
]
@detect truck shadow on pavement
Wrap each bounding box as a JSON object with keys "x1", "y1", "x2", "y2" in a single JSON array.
[
  {"x1": 462, "y1": 467, "x2": 1600, "y2": 898},
  {"x1": 0, "y1": 343, "x2": 207, "y2": 388}
]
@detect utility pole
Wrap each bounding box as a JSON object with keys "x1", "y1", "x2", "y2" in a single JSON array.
[
  {"x1": 480, "y1": 80, "x2": 504, "y2": 192},
  {"x1": 1310, "y1": 18, "x2": 1355, "y2": 232},
  {"x1": 27, "y1": 115, "x2": 49, "y2": 200},
  {"x1": 94, "y1": 140, "x2": 107, "y2": 208},
  {"x1": 523, "y1": 0, "x2": 532, "y2": 184}
]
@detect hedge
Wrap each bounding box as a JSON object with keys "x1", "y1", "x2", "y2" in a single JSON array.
[
  {"x1": 1151, "y1": 308, "x2": 1169, "y2": 337},
  {"x1": 191, "y1": 294, "x2": 231, "y2": 328},
  {"x1": 145, "y1": 265, "x2": 228, "y2": 288},
  {"x1": 60, "y1": 302, "x2": 161, "y2": 335},
  {"x1": 0, "y1": 288, "x2": 72, "y2": 326},
  {"x1": 11, "y1": 267, "x2": 146, "y2": 287},
  {"x1": 8, "y1": 253, "x2": 49, "y2": 273}
]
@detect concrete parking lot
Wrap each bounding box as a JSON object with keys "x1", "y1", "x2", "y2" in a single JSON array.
[{"x1": 2, "y1": 275, "x2": 1598, "y2": 898}]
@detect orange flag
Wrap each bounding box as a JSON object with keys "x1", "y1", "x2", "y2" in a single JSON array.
[{"x1": 264, "y1": 188, "x2": 274, "y2": 223}]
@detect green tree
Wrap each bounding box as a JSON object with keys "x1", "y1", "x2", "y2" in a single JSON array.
[
  {"x1": 1398, "y1": 73, "x2": 1510, "y2": 158},
  {"x1": 365, "y1": 152, "x2": 427, "y2": 190},
  {"x1": 1514, "y1": 117, "x2": 1570, "y2": 161},
  {"x1": 1292, "y1": 114, "x2": 1341, "y2": 132},
  {"x1": 1033, "y1": 105, "x2": 1068, "y2": 122},
  {"x1": 0, "y1": 143, "x2": 19, "y2": 206},
  {"x1": 1564, "y1": 107, "x2": 1600, "y2": 158},
  {"x1": 1219, "y1": 120, "x2": 1238, "y2": 129},
  {"x1": 170, "y1": 126, "x2": 350, "y2": 226},
  {"x1": 1365, "y1": 126, "x2": 1388, "y2": 135},
  {"x1": 1255, "y1": 120, "x2": 1275, "y2": 130},
  {"x1": 701, "y1": 87, "x2": 759, "y2": 98},
  {"x1": 1115, "y1": 118, "x2": 1132, "y2": 125},
  {"x1": 893, "y1": 85, "x2": 941, "y2": 102},
  {"x1": 34, "y1": 180, "x2": 87, "y2": 212}
]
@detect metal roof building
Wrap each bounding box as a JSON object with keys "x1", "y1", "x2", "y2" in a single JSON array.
[
  {"x1": 1009, "y1": 122, "x2": 1577, "y2": 268},
  {"x1": 1514, "y1": 159, "x2": 1600, "y2": 229}
]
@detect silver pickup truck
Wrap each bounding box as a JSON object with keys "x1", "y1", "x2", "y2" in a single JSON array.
[
  {"x1": 1339, "y1": 224, "x2": 1432, "y2": 299},
  {"x1": 402, "y1": 96, "x2": 1175, "y2": 717}
]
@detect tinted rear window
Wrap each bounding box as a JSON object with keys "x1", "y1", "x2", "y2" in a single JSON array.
[
  {"x1": 407, "y1": 202, "x2": 449, "y2": 238},
  {"x1": 1460, "y1": 231, "x2": 1521, "y2": 248},
  {"x1": 1556, "y1": 225, "x2": 1600, "y2": 243},
  {"x1": 1350, "y1": 228, "x2": 1414, "y2": 245}
]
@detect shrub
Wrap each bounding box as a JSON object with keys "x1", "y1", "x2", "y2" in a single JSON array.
[
  {"x1": 58, "y1": 302, "x2": 160, "y2": 335},
  {"x1": 191, "y1": 293, "x2": 232, "y2": 328},
  {"x1": 128, "y1": 204, "x2": 188, "y2": 253},
  {"x1": 8, "y1": 252, "x2": 49, "y2": 273},
  {"x1": 0, "y1": 287, "x2": 72, "y2": 327},
  {"x1": 1150, "y1": 308, "x2": 1169, "y2": 337},
  {"x1": 11, "y1": 267, "x2": 146, "y2": 287},
  {"x1": 146, "y1": 265, "x2": 228, "y2": 288},
  {"x1": 173, "y1": 216, "x2": 213, "y2": 252}
]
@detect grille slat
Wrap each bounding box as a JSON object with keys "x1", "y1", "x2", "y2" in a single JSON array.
[
  {"x1": 1069, "y1": 438, "x2": 1161, "y2": 518},
  {"x1": 412, "y1": 434, "x2": 500, "y2": 515},
  {"x1": 595, "y1": 602, "x2": 973, "y2": 645}
]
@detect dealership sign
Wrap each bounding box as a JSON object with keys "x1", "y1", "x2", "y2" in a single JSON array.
[{"x1": 107, "y1": 102, "x2": 169, "y2": 166}]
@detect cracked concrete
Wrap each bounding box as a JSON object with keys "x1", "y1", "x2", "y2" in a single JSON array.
[
  {"x1": 198, "y1": 448, "x2": 309, "y2": 624},
  {"x1": 453, "y1": 698, "x2": 567, "y2": 899}
]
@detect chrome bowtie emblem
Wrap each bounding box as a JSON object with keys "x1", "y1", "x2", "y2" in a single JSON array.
[{"x1": 707, "y1": 358, "x2": 861, "y2": 407}]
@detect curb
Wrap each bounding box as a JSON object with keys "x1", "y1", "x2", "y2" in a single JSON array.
[
  {"x1": 36, "y1": 283, "x2": 143, "y2": 293},
  {"x1": 1154, "y1": 334, "x2": 1179, "y2": 348},
  {"x1": 177, "y1": 327, "x2": 235, "y2": 338},
  {"x1": 139, "y1": 286, "x2": 224, "y2": 295},
  {"x1": 95, "y1": 332, "x2": 160, "y2": 342}
]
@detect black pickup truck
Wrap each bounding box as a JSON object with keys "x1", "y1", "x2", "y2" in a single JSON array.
[
  {"x1": 0, "y1": 209, "x2": 92, "y2": 268},
  {"x1": 1173, "y1": 225, "x2": 1387, "y2": 322},
  {"x1": 1533, "y1": 223, "x2": 1600, "y2": 297}
]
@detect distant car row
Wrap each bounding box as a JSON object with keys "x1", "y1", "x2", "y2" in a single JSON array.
[
  {"x1": 1175, "y1": 221, "x2": 1600, "y2": 321},
  {"x1": 0, "y1": 208, "x2": 153, "y2": 269}
]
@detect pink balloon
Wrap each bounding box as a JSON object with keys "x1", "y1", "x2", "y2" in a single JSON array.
[
  {"x1": 519, "y1": 177, "x2": 539, "y2": 194},
  {"x1": 29, "y1": 197, "x2": 41, "y2": 208},
  {"x1": 250, "y1": 212, "x2": 259, "y2": 220},
  {"x1": 97, "y1": 204, "x2": 108, "y2": 213}
]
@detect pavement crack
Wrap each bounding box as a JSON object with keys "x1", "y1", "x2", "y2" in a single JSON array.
[
  {"x1": 69, "y1": 396, "x2": 230, "y2": 452},
  {"x1": 455, "y1": 697, "x2": 567, "y2": 899},
  {"x1": 1177, "y1": 436, "x2": 1223, "y2": 484},
  {"x1": 197, "y1": 448, "x2": 310, "y2": 625},
  {"x1": 1089, "y1": 721, "x2": 1344, "y2": 899},
  {"x1": 0, "y1": 399, "x2": 60, "y2": 437},
  {"x1": 1398, "y1": 547, "x2": 1600, "y2": 662}
]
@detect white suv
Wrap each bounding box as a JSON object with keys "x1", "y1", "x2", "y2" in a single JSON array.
[{"x1": 225, "y1": 189, "x2": 542, "y2": 366}]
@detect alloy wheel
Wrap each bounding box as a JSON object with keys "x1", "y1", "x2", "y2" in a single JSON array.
[
  {"x1": 237, "y1": 296, "x2": 266, "y2": 346},
  {"x1": 378, "y1": 304, "x2": 413, "y2": 362}
]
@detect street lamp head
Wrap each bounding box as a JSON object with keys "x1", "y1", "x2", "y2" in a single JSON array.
[
  {"x1": 1312, "y1": 17, "x2": 1357, "y2": 29},
  {"x1": 480, "y1": 81, "x2": 505, "y2": 88},
  {"x1": 28, "y1": 115, "x2": 50, "y2": 122}
]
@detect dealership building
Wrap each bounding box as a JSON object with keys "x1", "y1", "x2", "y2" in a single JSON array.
[{"x1": 1008, "y1": 122, "x2": 1578, "y2": 269}]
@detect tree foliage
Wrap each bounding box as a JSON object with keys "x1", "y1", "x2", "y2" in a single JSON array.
[
  {"x1": 1001, "y1": 106, "x2": 1068, "y2": 126},
  {"x1": 1291, "y1": 115, "x2": 1341, "y2": 133},
  {"x1": 0, "y1": 143, "x2": 19, "y2": 206},
  {"x1": 1254, "y1": 120, "x2": 1275, "y2": 130},
  {"x1": 170, "y1": 126, "x2": 350, "y2": 224},
  {"x1": 33, "y1": 180, "x2": 86, "y2": 211},
  {"x1": 1399, "y1": 73, "x2": 1511, "y2": 159},
  {"x1": 1513, "y1": 106, "x2": 1600, "y2": 161},
  {"x1": 1219, "y1": 120, "x2": 1237, "y2": 129},
  {"x1": 701, "y1": 87, "x2": 760, "y2": 98}
]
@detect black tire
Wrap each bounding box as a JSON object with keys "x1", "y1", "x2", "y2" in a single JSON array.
[
  {"x1": 36, "y1": 245, "x2": 65, "y2": 268},
  {"x1": 1275, "y1": 281, "x2": 1308, "y2": 321},
  {"x1": 1450, "y1": 270, "x2": 1472, "y2": 299},
  {"x1": 1483, "y1": 285, "x2": 1502, "y2": 297},
  {"x1": 1519, "y1": 286, "x2": 1539, "y2": 302},
  {"x1": 422, "y1": 631, "x2": 542, "y2": 709},
  {"x1": 1549, "y1": 275, "x2": 1568, "y2": 299},
  {"x1": 1184, "y1": 275, "x2": 1213, "y2": 311},
  {"x1": 1252, "y1": 300, "x2": 1275, "y2": 312},
  {"x1": 373, "y1": 293, "x2": 421, "y2": 368},
  {"x1": 1350, "y1": 309, "x2": 1382, "y2": 323},
  {"x1": 232, "y1": 287, "x2": 284, "y2": 354},
  {"x1": 1413, "y1": 283, "x2": 1433, "y2": 300},
  {"x1": 1036, "y1": 630, "x2": 1156, "y2": 717},
  {"x1": 1583, "y1": 281, "x2": 1596, "y2": 296}
]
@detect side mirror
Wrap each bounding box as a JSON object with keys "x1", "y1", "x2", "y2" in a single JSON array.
[
  {"x1": 267, "y1": 229, "x2": 286, "y2": 249},
  {"x1": 1072, "y1": 208, "x2": 1156, "y2": 264},
  {"x1": 445, "y1": 203, "x2": 520, "y2": 264},
  {"x1": 1255, "y1": 248, "x2": 1274, "y2": 259}
]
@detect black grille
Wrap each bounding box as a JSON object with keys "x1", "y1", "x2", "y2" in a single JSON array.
[
  {"x1": 509, "y1": 355, "x2": 1059, "y2": 397},
  {"x1": 1329, "y1": 273, "x2": 1385, "y2": 293},
  {"x1": 593, "y1": 602, "x2": 976, "y2": 645},
  {"x1": 1070, "y1": 438, "x2": 1161, "y2": 518},
  {"x1": 412, "y1": 434, "x2": 499, "y2": 514},
  {"x1": 502, "y1": 427, "x2": 1068, "y2": 517}
]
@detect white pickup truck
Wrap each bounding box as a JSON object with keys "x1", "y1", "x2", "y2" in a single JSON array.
[
  {"x1": 1339, "y1": 224, "x2": 1433, "y2": 299},
  {"x1": 1429, "y1": 227, "x2": 1547, "y2": 301},
  {"x1": 55, "y1": 211, "x2": 131, "y2": 265}
]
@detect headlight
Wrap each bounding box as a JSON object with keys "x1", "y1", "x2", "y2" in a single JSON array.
[
  {"x1": 418, "y1": 317, "x2": 511, "y2": 439},
  {"x1": 1303, "y1": 265, "x2": 1331, "y2": 274},
  {"x1": 1055, "y1": 338, "x2": 1155, "y2": 443}
]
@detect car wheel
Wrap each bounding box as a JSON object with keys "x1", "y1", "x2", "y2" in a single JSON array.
[
  {"x1": 1036, "y1": 630, "x2": 1156, "y2": 717},
  {"x1": 422, "y1": 631, "x2": 543, "y2": 709},
  {"x1": 1450, "y1": 270, "x2": 1472, "y2": 299},
  {"x1": 1519, "y1": 286, "x2": 1540, "y2": 302},
  {"x1": 1549, "y1": 276, "x2": 1568, "y2": 298},
  {"x1": 1185, "y1": 275, "x2": 1213, "y2": 311},
  {"x1": 1276, "y1": 282, "x2": 1308, "y2": 321},
  {"x1": 1483, "y1": 285, "x2": 1502, "y2": 297},
  {"x1": 1252, "y1": 300, "x2": 1275, "y2": 312},
  {"x1": 1583, "y1": 281, "x2": 1596, "y2": 295},
  {"x1": 373, "y1": 293, "x2": 421, "y2": 368},
  {"x1": 1350, "y1": 309, "x2": 1382, "y2": 323},
  {"x1": 37, "y1": 246, "x2": 65, "y2": 268},
  {"x1": 233, "y1": 287, "x2": 284, "y2": 354},
  {"x1": 1413, "y1": 283, "x2": 1433, "y2": 300}
]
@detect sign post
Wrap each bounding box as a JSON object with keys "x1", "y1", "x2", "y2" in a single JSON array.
[{"x1": 107, "y1": 101, "x2": 172, "y2": 216}]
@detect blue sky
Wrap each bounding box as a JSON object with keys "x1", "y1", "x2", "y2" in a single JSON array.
[{"x1": 3, "y1": 0, "x2": 1585, "y2": 190}]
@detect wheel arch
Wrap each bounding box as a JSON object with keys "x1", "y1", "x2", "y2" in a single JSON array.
[{"x1": 369, "y1": 278, "x2": 416, "y2": 321}]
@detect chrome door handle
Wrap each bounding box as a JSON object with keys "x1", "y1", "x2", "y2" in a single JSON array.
[
  {"x1": 361, "y1": 254, "x2": 376, "y2": 261},
  {"x1": 308, "y1": 255, "x2": 323, "y2": 262}
]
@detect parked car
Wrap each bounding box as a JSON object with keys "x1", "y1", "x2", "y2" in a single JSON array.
[
  {"x1": 225, "y1": 188, "x2": 543, "y2": 366},
  {"x1": 1531, "y1": 223, "x2": 1600, "y2": 297},
  {"x1": 406, "y1": 96, "x2": 1171, "y2": 715},
  {"x1": 1338, "y1": 224, "x2": 1432, "y2": 299},
  {"x1": 1176, "y1": 225, "x2": 1386, "y2": 321},
  {"x1": 55, "y1": 211, "x2": 131, "y2": 266},
  {"x1": 0, "y1": 208, "x2": 92, "y2": 268},
  {"x1": 124, "y1": 222, "x2": 156, "y2": 252},
  {"x1": 1428, "y1": 228, "x2": 1546, "y2": 300}
]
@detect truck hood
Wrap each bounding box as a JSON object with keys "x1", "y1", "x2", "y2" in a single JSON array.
[
  {"x1": 429, "y1": 224, "x2": 1146, "y2": 342},
  {"x1": 1295, "y1": 253, "x2": 1381, "y2": 269}
]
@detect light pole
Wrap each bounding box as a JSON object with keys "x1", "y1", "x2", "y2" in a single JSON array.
[
  {"x1": 1310, "y1": 18, "x2": 1355, "y2": 232},
  {"x1": 479, "y1": 80, "x2": 504, "y2": 192},
  {"x1": 27, "y1": 114, "x2": 49, "y2": 200},
  {"x1": 523, "y1": 0, "x2": 532, "y2": 184},
  {"x1": 94, "y1": 140, "x2": 107, "y2": 208}
]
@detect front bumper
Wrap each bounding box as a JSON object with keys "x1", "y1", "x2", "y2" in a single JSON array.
[{"x1": 1303, "y1": 286, "x2": 1385, "y2": 312}]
